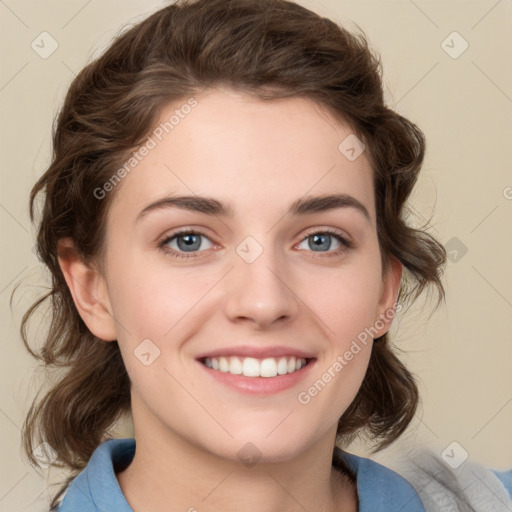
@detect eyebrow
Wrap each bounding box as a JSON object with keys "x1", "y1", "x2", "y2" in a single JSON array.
[{"x1": 136, "y1": 193, "x2": 371, "y2": 223}]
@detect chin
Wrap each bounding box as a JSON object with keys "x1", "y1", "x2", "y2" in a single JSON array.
[{"x1": 211, "y1": 427, "x2": 319, "y2": 466}]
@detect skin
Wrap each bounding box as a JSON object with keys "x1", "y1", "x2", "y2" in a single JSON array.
[{"x1": 58, "y1": 87, "x2": 402, "y2": 512}]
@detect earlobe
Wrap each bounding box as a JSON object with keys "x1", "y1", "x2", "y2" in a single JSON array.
[{"x1": 57, "y1": 237, "x2": 117, "y2": 342}]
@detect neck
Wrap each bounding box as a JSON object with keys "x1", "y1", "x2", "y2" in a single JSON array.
[{"x1": 117, "y1": 417, "x2": 357, "y2": 512}]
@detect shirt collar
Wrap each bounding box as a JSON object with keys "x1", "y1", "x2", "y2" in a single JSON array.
[
  {"x1": 60, "y1": 438, "x2": 425, "y2": 512},
  {"x1": 334, "y1": 446, "x2": 426, "y2": 511}
]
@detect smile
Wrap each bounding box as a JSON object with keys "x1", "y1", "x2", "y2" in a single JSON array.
[{"x1": 202, "y1": 356, "x2": 309, "y2": 377}]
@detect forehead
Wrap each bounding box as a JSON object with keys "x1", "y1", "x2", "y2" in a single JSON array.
[{"x1": 107, "y1": 87, "x2": 375, "y2": 225}]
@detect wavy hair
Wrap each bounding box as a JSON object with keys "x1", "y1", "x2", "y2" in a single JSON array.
[{"x1": 13, "y1": 0, "x2": 446, "y2": 508}]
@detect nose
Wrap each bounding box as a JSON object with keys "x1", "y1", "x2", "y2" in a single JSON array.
[{"x1": 223, "y1": 241, "x2": 300, "y2": 330}]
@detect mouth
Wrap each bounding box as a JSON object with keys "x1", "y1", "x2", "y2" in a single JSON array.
[
  {"x1": 195, "y1": 345, "x2": 317, "y2": 394},
  {"x1": 199, "y1": 355, "x2": 314, "y2": 378}
]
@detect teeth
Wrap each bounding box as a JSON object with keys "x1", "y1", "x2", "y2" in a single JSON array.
[
  {"x1": 277, "y1": 357, "x2": 288, "y2": 375},
  {"x1": 260, "y1": 358, "x2": 277, "y2": 378},
  {"x1": 229, "y1": 356, "x2": 242, "y2": 374},
  {"x1": 203, "y1": 356, "x2": 308, "y2": 377},
  {"x1": 242, "y1": 357, "x2": 260, "y2": 377},
  {"x1": 219, "y1": 357, "x2": 229, "y2": 372}
]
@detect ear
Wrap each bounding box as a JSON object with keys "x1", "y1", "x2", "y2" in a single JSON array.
[
  {"x1": 373, "y1": 256, "x2": 403, "y2": 339},
  {"x1": 57, "y1": 237, "x2": 117, "y2": 342}
]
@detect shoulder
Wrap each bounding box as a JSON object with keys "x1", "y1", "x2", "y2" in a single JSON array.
[
  {"x1": 56, "y1": 438, "x2": 135, "y2": 512},
  {"x1": 334, "y1": 447, "x2": 426, "y2": 511},
  {"x1": 335, "y1": 446, "x2": 512, "y2": 512},
  {"x1": 389, "y1": 447, "x2": 512, "y2": 512},
  {"x1": 492, "y1": 467, "x2": 512, "y2": 498}
]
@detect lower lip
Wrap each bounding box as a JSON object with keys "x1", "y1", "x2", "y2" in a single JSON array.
[{"x1": 197, "y1": 359, "x2": 316, "y2": 395}]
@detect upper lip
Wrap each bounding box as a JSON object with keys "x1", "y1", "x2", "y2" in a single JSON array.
[{"x1": 196, "y1": 345, "x2": 316, "y2": 360}]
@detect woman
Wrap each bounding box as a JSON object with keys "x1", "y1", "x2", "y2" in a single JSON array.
[{"x1": 18, "y1": 0, "x2": 511, "y2": 510}]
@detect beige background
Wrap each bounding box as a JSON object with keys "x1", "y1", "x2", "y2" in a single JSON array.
[{"x1": 1, "y1": 0, "x2": 511, "y2": 509}]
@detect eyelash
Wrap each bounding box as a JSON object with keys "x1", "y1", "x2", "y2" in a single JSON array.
[{"x1": 158, "y1": 228, "x2": 353, "y2": 260}]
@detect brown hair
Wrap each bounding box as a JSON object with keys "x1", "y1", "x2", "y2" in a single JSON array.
[{"x1": 14, "y1": 0, "x2": 446, "y2": 507}]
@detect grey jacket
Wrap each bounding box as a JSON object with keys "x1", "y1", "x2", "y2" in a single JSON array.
[{"x1": 396, "y1": 448, "x2": 512, "y2": 511}]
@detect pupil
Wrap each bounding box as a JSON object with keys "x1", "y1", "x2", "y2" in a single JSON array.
[
  {"x1": 311, "y1": 233, "x2": 330, "y2": 251},
  {"x1": 178, "y1": 234, "x2": 200, "y2": 251}
]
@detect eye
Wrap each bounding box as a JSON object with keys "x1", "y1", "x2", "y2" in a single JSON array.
[
  {"x1": 296, "y1": 229, "x2": 352, "y2": 257},
  {"x1": 158, "y1": 228, "x2": 353, "y2": 260},
  {"x1": 158, "y1": 229, "x2": 215, "y2": 259}
]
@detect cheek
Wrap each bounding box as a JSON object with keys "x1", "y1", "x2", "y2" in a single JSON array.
[
  {"x1": 108, "y1": 252, "x2": 207, "y2": 339},
  {"x1": 106, "y1": 259, "x2": 203, "y2": 392},
  {"x1": 306, "y1": 253, "x2": 383, "y2": 346},
  {"x1": 292, "y1": 251, "x2": 382, "y2": 412},
  {"x1": 105, "y1": 253, "x2": 224, "y2": 387}
]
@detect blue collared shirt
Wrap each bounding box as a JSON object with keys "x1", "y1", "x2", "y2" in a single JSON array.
[{"x1": 57, "y1": 438, "x2": 430, "y2": 511}]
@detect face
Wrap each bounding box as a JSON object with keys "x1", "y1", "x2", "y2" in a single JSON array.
[{"x1": 78, "y1": 87, "x2": 401, "y2": 462}]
